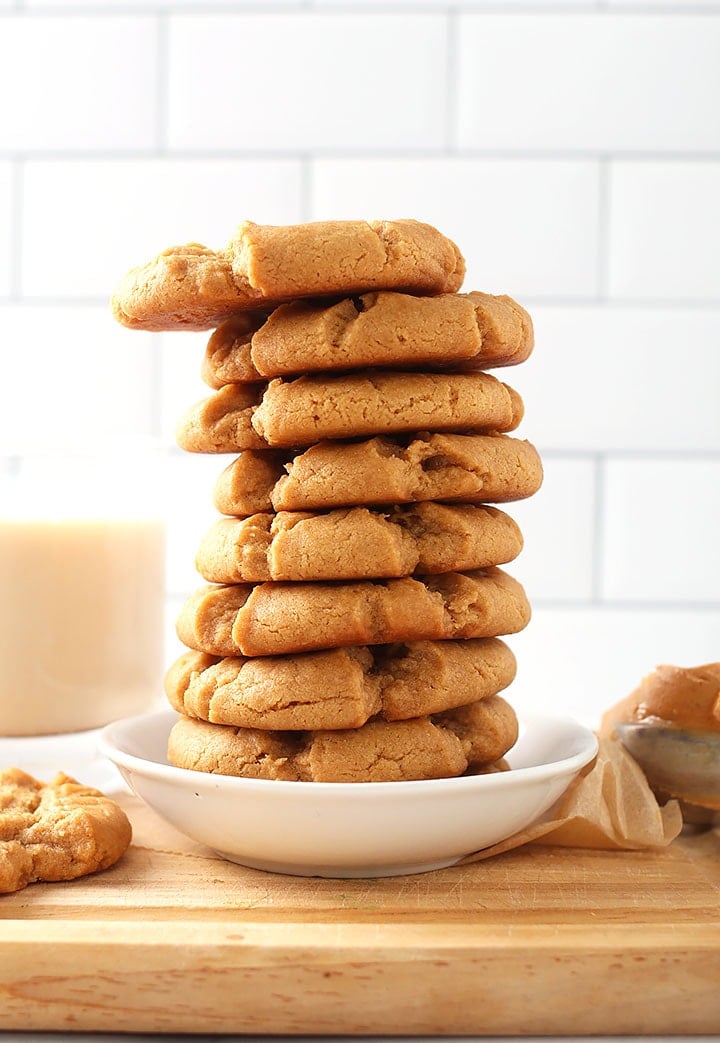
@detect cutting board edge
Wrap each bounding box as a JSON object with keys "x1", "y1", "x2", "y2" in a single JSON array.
[{"x1": 2, "y1": 932, "x2": 719, "y2": 1037}]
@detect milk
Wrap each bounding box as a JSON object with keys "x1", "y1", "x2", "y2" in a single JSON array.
[
  {"x1": 0, "y1": 517, "x2": 165, "y2": 736},
  {"x1": 0, "y1": 448, "x2": 167, "y2": 737}
]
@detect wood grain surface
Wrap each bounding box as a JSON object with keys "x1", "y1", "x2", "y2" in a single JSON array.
[{"x1": 1, "y1": 793, "x2": 719, "y2": 1035}]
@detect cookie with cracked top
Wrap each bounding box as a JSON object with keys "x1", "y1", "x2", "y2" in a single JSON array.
[
  {"x1": 175, "y1": 567, "x2": 530, "y2": 658},
  {"x1": 0, "y1": 768, "x2": 132, "y2": 894},
  {"x1": 195, "y1": 503, "x2": 523, "y2": 583},
  {"x1": 111, "y1": 219, "x2": 465, "y2": 331},
  {"x1": 165, "y1": 638, "x2": 517, "y2": 731},
  {"x1": 201, "y1": 290, "x2": 533, "y2": 387},
  {"x1": 212, "y1": 434, "x2": 543, "y2": 516},
  {"x1": 177, "y1": 372, "x2": 523, "y2": 453},
  {"x1": 252, "y1": 371, "x2": 523, "y2": 448},
  {"x1": 166, "y1": 694, "x2": 518, "y2": 783}
]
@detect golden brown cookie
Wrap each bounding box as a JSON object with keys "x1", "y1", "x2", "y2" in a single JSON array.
[
  {"x1": 167, "y1": 694, "x2": 518, "y2": 783},
  {"x1": 200, "y1": 312, "x2": 267, "y2": 387},
  {"x1": 213, "y1": 449, "x2": 290, "y2": 515},
  {"x1": 434, "y1": 697, "x2": 519, "y2": 768},
  {"x1": 202, "y1": 291, "x2": 533, "y2": 387},
  {"x1": 176, "y1": 567, "x2": 530, "y2": 657},
  {"x1": 195, "y1": 503, "x2": 523, "y2": 583},
  {"x1": 111, "y1": 219, "x2": 465, "y2": 331},
  {"x1": 0, "y1": 768, "x2": 132, "y2": 894},
  {"x1": 252, "y1": 371, "x2": 523, "y2": 448},
  {"x1": 176, "y1": 383, "x2": 267, "y2": 453},
  {"x1": 180, "y1": 372, "x2": 522, "y2": 453},
  {"x1": 213, "y1": 434, "x2": 543, "y2": 516},
  {"x1": 165, "y1": 638, "x2": 517, "y2": 731}
]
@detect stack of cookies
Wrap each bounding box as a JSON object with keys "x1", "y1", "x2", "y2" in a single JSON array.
[{"x1": 112, "y1": 219, "x2": 542, "y2": 784}]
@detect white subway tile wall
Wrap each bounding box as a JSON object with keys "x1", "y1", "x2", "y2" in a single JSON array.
[
  {"x1": 167, "y1": 14, "x2": 448, "y2": 152},
  {"x1": 0, "y1": 17, "x2": 158, "y2": 151},
  {"x1": 511, "y1": 606, "x2": 720, "y2": 727},
  {"x1": 21, "y1": 159, "x2": 304, "y2": 297},
  {"x1": 601, "y1": 458, "x2": 720, "y2": 605},
  {"x1": 311, "y1": 158, "x2": 602, "y2": 297},
  {"x1": 0, "y1": 162, "x2": 11, "y2": 296},
  {"x1": 2, "y1": 3, "x2": 719, "y2": 728},
  {"x1": 506, "y1": 456, "x2": 597, "y2": 605},
  {"x1": 0, "y1": 305, "x2": 155, "y2": 451},
  {"x1": 511, "y1": 305, "x2": 720, "y2": 452},
  {"x1": 456, "y1": 14, "x2": 720, "y2": 153},
  {"x1": 608, "y1": 161, "x2": 720, "y2": 301}
]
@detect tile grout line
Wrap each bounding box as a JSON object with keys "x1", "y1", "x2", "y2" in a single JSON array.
[
  {"x1": 590, "y1": 453, "x2": 606, "y2": 601},
  {"x1": 155, "y1": 12, "x2": 169, "y2": 154},
  {"x1": 300, "y1": 155, "x2": 313, "y2": 222},
  {"x1": 595, "y1": 155, "x2": 612, "y2": 301},
  {"x1": 149, "y1": 333, "x2": 165, "y2": 444},
  {"x1": 533, "y1": 598, "x2": 720, "y2": 611},
  {"x1": 2, "y1": 149, "x2": 720, "y2": 162},
  {"x1": 538, "y1": 448, "x2": 720, "y2": 460},
  {"x1": 6, "y1": 5, "x2": 720, "y2": 15},
  {"x1": 9, "y1": 157, "x2": 24, "y2": 300},
  {"x1": 444, "y1": 9, "x2": 459, "y2": 154},
  {"x1": 519, "y1": 296, "x2": 720, "y2": 309}
]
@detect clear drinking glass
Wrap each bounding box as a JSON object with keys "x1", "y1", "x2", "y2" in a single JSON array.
[{"x1": 0, "y1": 448, "x2": 166, "y2": 742}]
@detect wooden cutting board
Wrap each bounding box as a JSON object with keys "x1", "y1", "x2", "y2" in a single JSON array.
[{"x1": 2, "y1": 792, "x2": 719, "y2": 1036}]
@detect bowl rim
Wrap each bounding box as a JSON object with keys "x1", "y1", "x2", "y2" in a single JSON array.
[{"x1": 98, "y1": 708, "x2": 598, "y2": 798}]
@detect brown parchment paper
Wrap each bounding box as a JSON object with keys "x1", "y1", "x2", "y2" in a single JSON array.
[{"x1": 461, "y1": 736, "x2": 683, "y2": 864}]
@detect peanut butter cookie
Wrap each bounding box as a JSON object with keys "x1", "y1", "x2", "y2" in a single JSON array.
[
  {"x1": 165, "y1": 638, "x2": 517, "y2": 731},
  {"x1": 202, "y1": 291, "x2": 533, "y2": 387},
  {"x1": 252, "y1": 371, "x2": 523, "y2": 448},
  {"x1": 195, "y1": 503, "x2": 523, "y2": 583},
  {"x1": 200, "y1": 312, "x2": 267, "y2": 386},
  {"x1": 0, "y1": 768, "x2": 132, "y2": 894},
  {"x1": 167, "y1": 694, "x2": 518, "y2": 783},
  {"x1": 176, "y1": 567, "x2": 530, "y2": 657},
  {"x1": 111, "y1": 219, "x2": 465, "y2": 331},
  {"x1": 179, "y1": 372, "x2": 522, "y2": 454},
  {"x1": 212, "y1": 434, "x2": 543, "y2": 516},
  {"x1": 175, "y1": 383, "x2": 267, "y2": 454}
]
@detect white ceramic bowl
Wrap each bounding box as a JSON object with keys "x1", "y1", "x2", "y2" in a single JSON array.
[{"x1": 99, "y1": 710, "x2": 597, "y2": 878}]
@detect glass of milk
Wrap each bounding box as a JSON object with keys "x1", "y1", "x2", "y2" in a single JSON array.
[{"x1": 0, "y1": 447, "x2": 167, "y2": 740}]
